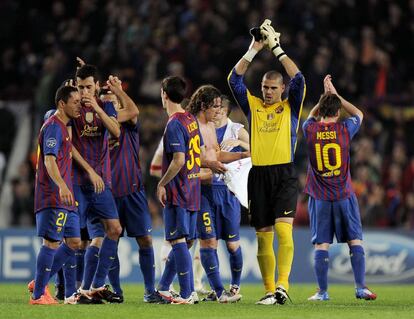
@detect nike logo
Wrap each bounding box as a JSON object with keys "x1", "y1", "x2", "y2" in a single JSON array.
[
  {"x1": 170, "y1": 230, "x2": 177, "y2": 236},
  {"x1": 179, "y1": 271, "x2": 189, "y2": 276},
  {"x1": 228, "y1": 234, "x2": 237, "y2": 239},
  {"x1": 232, "y1": 268, "x2": 242, "y2": 272},
  {"x1": 94, "y1": 254, "x2": 99, "y2": 258},
  {"x1": 109, "y1": 256, "x2": 116, "y2": 260},
  {"x1": 147, "y1": 228, "x2": 152, "y2": 232},
  {"x1": 66, "y1": 137, "x2": 70, "y2": 141},
  {"x1": 283, "y1": 210, "x2": 293, "y2": 215},
  {"x1": 209, "y1": 266, "x2": 217, "y2": 270},
  {"x1": 70, "y1": 265, "x2": 77, "y2": 269},
  {"x1": 45, "y1": 268, "x2": 51, "y2": 272}
]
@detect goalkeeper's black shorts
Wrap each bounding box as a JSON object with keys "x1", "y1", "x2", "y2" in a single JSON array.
[{"x1": 248, "y1": 163, "x2": 298, "y2": 228}]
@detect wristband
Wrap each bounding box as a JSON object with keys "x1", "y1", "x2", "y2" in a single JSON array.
[
  {"x1": 271, "y1": 44, "x2": 287, "y2": 61},
  {"x1": 243, "y1": 48, "x2": 258, "y2": 63}
]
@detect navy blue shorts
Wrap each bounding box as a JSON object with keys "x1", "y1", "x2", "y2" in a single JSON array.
[
  {"x1": 163, "y1": 205, "x2": 197, "y2": 241},
  {"x1": 308, "y1": 193, "x2": 363, "y2": 244},
  {"x1": 197, "y1": 185, "x2": 241, "y2": 241},
  {"x1": 115, "y1": 190, "x2": 152, "y2": 237},
  {"x1": 74, "y1": 185, "x2": 118, "y2": 239},
  {"x1": 36, "y1": 208, "x2": 80, "y2": 241}
]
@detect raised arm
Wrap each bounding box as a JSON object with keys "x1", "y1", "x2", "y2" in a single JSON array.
[{"x1": 107, "y1": 75, "x2": 139, "y2": 124}]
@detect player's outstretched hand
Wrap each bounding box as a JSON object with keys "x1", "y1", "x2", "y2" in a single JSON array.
[
  {"x1": 59, "y1": 184, "x2": 74, "y2": 207},
  {"x1": 88, "y1": 170, "x2": 105, "y2": 194},
  {"x1": 260, "y1": 19, "x2": 281, "y2": 51},
  {"x1": 157, "y1": 184, "x2": 167, "y2": 207},
  {"x1": 106, "y1": 75, "x2": 123, "y2": 94}
]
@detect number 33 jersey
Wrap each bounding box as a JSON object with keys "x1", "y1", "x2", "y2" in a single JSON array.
[
  {"x1": 162, "y1": 111, "x2": 204, "y2": 211},
  {"x1": 302, "y1": 115, "x2": 361, "y2": 200}
]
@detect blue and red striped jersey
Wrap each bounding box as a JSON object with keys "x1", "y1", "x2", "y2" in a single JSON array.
[
  {"x1": 71, "y1": 100, "x2": 117, "y2": 187},
  {"x1": 109, "y1": 121, "x2": 144, "y2": 197},
  {"x1": 35, "y1": 115, "x2": 75, "y2": 212},
  {"x1": 162, "y1": 111, "x2": 202, "y2": 211},
  {"x1": 302, "y1": 116, "x2": 361, "y2": 200}
]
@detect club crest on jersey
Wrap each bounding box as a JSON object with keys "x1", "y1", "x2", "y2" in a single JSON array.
[
  {"x1": 85, "y1": 112, "x2": 94, "y2": 123},
  {"x1": 267, "y1": 113, "x2": 275, "y2": 120},
  {"x1": 46, "y1": 138, "x2": 57, "y2": 148},
  {"x1": 275, "y1": 106, "x2": 284, "y2": 114}
]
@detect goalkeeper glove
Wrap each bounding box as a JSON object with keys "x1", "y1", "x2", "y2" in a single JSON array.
[{"x1": 260, "y1": 20, "x2": 286, "y2": 61}]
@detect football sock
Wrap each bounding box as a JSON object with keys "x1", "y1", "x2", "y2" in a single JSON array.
[
  {"x1": 228, "y1": 246, "x2": 243, "y2": 287},
  {"x1": 108, "y1": 254, "x2": 122, "y2": 295},
  {"x1": 173, "y1": 242, "x2": 192, "y2": 299},
  {"x1": 158, "y1": 250, "x2": 176, "y2": 291},
  {"x1": 49, "y1": 242, "x2": 74, "y2": 278},
  {"x1": 55, "y1": 268, "x2": 64, "y2": 288},
  {"x1": 256, "y1": 231, "x2": 276, "y2": 293},
  {"x1": 275, "y1": 222, "x2": 294, "y2": 291},
  {"x1": 63, "y1": 253, "x2": 77, "y2": 298},
  {"x1": 75, "y1": 249, "x2": 86, "y2": 286},
  {"x1": 350, "y1": 245, "x2": 365, "y2": 288},
  {"x1": 200, "y1": 247, "x2": 224, "y2": 297},
  {"x1": 314, "y1": 249, "x2": 329, "y2": 292},
  {"x1": 33, "y1": 245, "x2": 56, "y2": 299},
  {"x1": 81, "y1": 245, "x2": 99, "y2": 290},
  {"x1": 92, "y1": 237, "x2": 118, "y2": 289},
  {"x1": 139, "y1": 247, "x2": 155, "y2": 294}
]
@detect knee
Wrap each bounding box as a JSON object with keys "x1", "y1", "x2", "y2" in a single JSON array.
[
  {"x1": 200, "y1": 238, "x2": 217, "y2": 249},
  {"x1": 137, "y1": 235, "x2": 152, "y2": 249},
  {"x1": 66, "y1": 238, "x2": 81, "y2": 250},
  {"x1": 226, "y1": 240, "x2": 240, "y2": 253},
  {"x1": 106, "y1": 222, "x2": 122, "y2": 240},
  {"x1": 91, "y1": 237, "x2": 104, "y2": 248}
]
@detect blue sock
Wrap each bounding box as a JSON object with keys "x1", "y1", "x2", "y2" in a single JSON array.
[
  {"x1": 33, "y1": 245, "x2": 56, "y2": 299},
  {"x1": 158, "y1": 250, "x2": 176, "y2": 291},
  {"x1": 108, "y1": 254, "x2": 123, "y2": 295},
  {"x1": 63, "y1": 253, "x2": 77, "y2": 298},
  {"x1": 76, "y1": 249, "x2": 86, "y2": 285},
  {"x1": 173, "y1": 242, "x2": 192, "y2": 299},
  {"x1": 49, "y1": 243, "x2": 74, "y2": 278},
  {"x1": 139, "y1": 247, "x2": 155, "y2": 294},
  {"x1": 200, "y1": 248, "x2": 224, "y2": 297},
  {"x1": 81, "y1": 246, "x2": 99, "y2": 290},
  {"x1": 350, "y1": 245, "x2": 365, "y2": 288},
  {"x1": 92, "y1": 237, "x2": 118, "y2": 289},
  {"x1": 229, "y1": 247, "x2": 243, "y2": 286},
  {"x1": 314, "y1": 250, "x2": 329, "y2": 292},
  {"x1": 55, "y1": 269, "x2": 64, "y2": 288}
]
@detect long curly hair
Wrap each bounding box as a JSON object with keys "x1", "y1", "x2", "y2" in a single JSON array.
[{"x1": 186, "y1": 85, "x2": 221, "y2": 115}]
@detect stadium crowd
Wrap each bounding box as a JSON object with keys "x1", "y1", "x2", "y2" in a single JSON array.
[{"x1": 1, "y1": 0, "x2": 414, "y2": 229}]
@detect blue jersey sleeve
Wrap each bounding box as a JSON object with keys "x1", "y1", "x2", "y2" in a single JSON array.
[
  {"x1": 288, "y1": 72, "x2": 306, "y2": 119},
  {"x1": 42, "y1": 123, "x2": 63, "y2": 157},
  {"x1": 164, "y1": 120, "x2": 186, "y2": 154},
  {"x1": 343, "y1": 115, "x2": 361, "y2": 139},
  {"x1": 227, "y1": 68, "x2": 249, "y2": 116},
  {"x1": 302, "y1": 117, "x2": 316, "y2": 138},
  {"x1": 103, "y1": 101, "x2": 117, "y2": 118}
]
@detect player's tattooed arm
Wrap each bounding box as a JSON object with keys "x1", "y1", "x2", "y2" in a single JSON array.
[{"x1": 44, "y1": 155, "x2": 74, "y2": 206}]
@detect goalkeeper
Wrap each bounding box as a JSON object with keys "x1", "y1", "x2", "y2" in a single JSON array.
[{"x1": 227, "y1": 19, "x2": 306, "y2": 305}]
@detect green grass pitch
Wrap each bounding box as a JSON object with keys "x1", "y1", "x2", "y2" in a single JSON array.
[{"x1": 2, "y1": 283, "x2": 414, "y2": 319}]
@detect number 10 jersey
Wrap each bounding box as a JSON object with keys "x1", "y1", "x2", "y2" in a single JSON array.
[{"x1": 302, "y1": 115, "x2": 361, "y2": 201}]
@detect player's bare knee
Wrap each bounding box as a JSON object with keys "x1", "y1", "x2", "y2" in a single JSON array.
[
  {"x1": 66, "y1": 237, "x2": 81, "y2": 250},
  {"x1": 170, "y1": 237, "x2": 186, "y2": 245},
  {"x1": 315, "y1": 243, "x2": 329, "y2": 250},
  {"x1": 91, "y1": 237, "x2": 104, "y2": 248},
  {"x1": 226, "y1": 240, "x2": 240, "y2": 253},
  {"x1": 43, "y1": 239, "x2": 60, "y2": 249},
  {"x1": 200, "y1": 238, "x2": 217, "y2": 249},
  {"x1": 136, "y1": 235, "x2": 152, "y2": 248},
  {"x1": 348, "y1": 239, "x2": 362, "y2": 246}
]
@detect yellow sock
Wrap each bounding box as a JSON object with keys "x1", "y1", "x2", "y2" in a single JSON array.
[
  {"x1": 256, "y1": 231, "x2": 276, "y2": 293},
  {"x1": 275, "y1": 222, "x2": 294, "y2": 291}
]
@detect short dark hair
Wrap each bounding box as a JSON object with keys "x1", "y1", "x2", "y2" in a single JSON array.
[
  {"x1": 187, "y1": 85, "x2": 221, "y2": 115},
  {"x1": 263, "y1": 71, "x2": 283, "y2": 83},
  {"x1": 220, "y1": 94, "x2": 232, "y2": 116},
  {"x1": 319, "y1": 93, "x2": 342, "y2": 118},
  {"x1": 161, "y1": 76, "x2": 186, "y2": 103},
  {"x1": 76, "y1": 64, "x2": 99, "y2": 82},
  {"x1": 55, "y1": 86, "x2": 78, "y2": 106}
]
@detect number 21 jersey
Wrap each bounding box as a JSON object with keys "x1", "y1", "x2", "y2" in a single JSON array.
[
  {"x1": 302, "y1": 116, "x2": 361, "y2": 200},
  {"x1": 162, "y1": 111, "x2": 202, "y2": 211}
]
